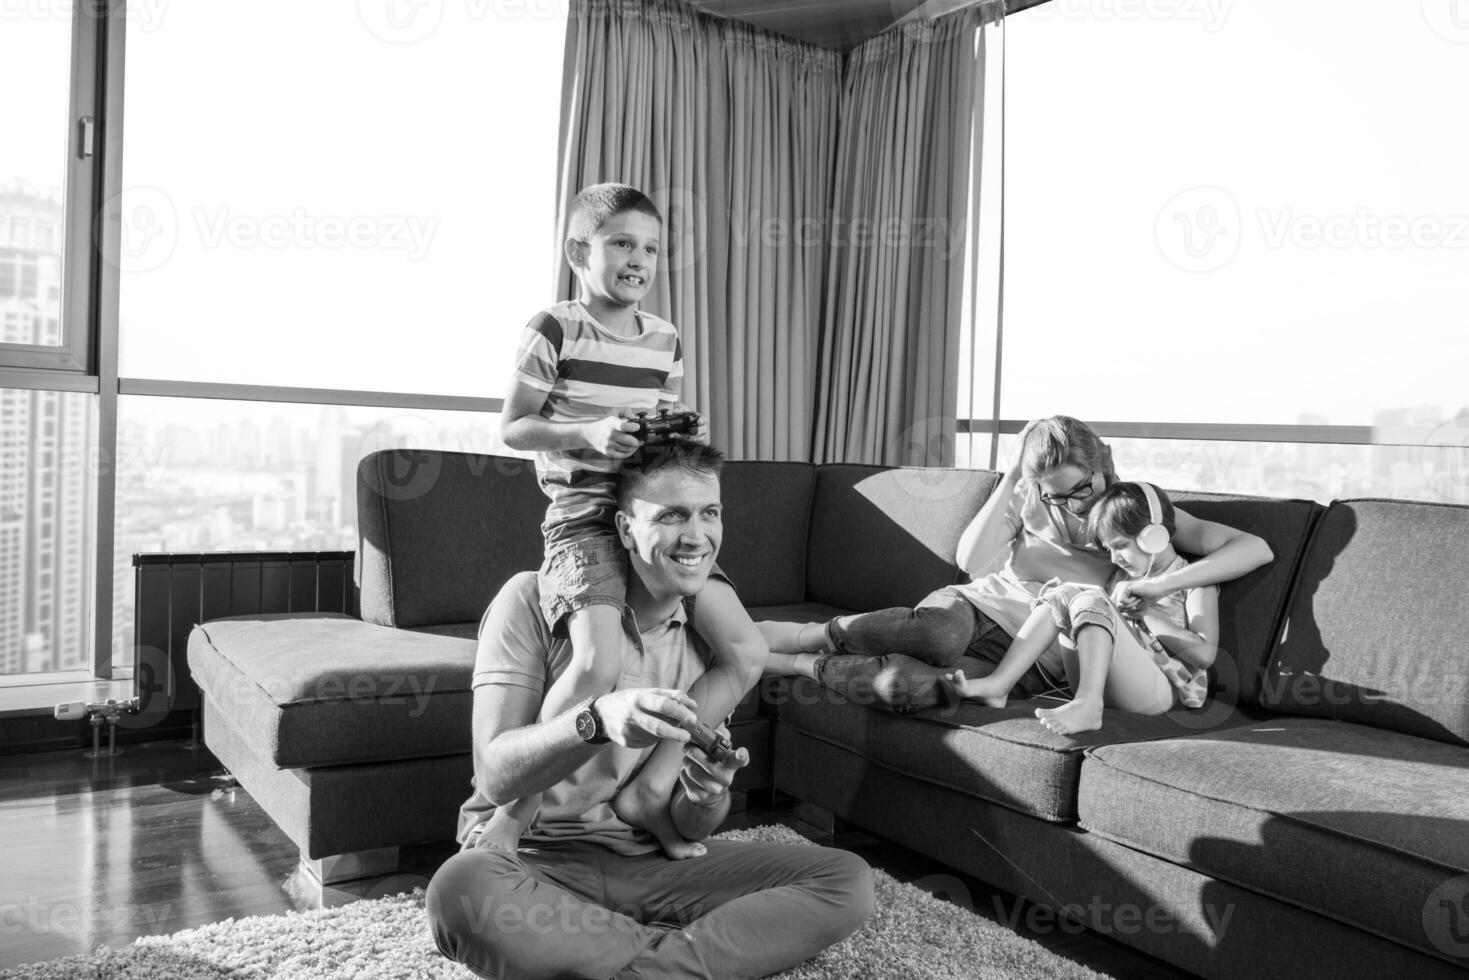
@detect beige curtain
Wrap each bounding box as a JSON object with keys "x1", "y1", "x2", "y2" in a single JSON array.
[
  {"x1": 556, "y1": 0, "x2": 841, "y2": 461},
  {"x1": 812, "y1": 8, "x2": 990, "y2": 466}
]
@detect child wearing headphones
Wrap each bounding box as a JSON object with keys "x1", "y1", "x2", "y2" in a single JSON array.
[{"x1": 941, "y1": 482, "x2": 1219, "y2": 735}]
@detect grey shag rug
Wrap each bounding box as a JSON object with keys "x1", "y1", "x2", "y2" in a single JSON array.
[{"x1": 0, "y1": 825, "x2": 1109, "y2": 979}]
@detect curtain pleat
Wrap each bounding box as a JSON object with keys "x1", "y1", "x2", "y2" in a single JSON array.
[
  {"x1": 812, "y1": 10, "x2": 987, "y2": 466},
  {"x1": 556, "y1": 0, "x2": 841, "y2": 461}
]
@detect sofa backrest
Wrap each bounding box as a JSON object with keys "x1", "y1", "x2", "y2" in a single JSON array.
[
  {"x1": 1262, "y1": 498, "x2": 1469, "y2": 747},
  {"x1": 718, "y1": 461, "x2": 816, "y2": 608},
  {"x1": 1164, "y1": 491, "x2": 1323, "y2": 711},
  {"x1": 805, "y1": 465, "x2": 999, "y2": 611},
  {"x1": 357, "y1": 450, "x2": 546, "y2": 629}
]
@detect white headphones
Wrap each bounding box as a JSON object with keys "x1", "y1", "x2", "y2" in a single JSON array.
[{"x1": 1136, "y1": 482, "x2": 1171, "y2": 555}]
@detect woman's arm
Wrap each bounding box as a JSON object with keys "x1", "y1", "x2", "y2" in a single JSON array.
[
  {"x1": 1144, "y1": 585, "x2": 1219, "y2": 670},
  {"x1": 955, "y1": 468, "x2": 1023, "y2": 577},
  {"x1": 1119, "y1": 508, "x2": 1272, "y2": 607}
]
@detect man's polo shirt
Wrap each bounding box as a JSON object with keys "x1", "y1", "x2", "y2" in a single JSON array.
[{"x1": 457, "y1": 571, "x2": 712, "y2": 856}]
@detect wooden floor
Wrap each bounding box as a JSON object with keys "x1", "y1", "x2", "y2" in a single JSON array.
[{"x1": 0, "y1": 739, "x2": 1192, "y2": 978}]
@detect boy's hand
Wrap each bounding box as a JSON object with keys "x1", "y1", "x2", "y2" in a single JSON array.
[
  {"x1": 583, "y1": 415, "x2": 642, "y2": 459},
  {"x1": 1111, "y1": 577, "x2": 1161, "y2": 613},
  {"x1": 677, "y1": 724, "x2": 748, "y2": 805}
]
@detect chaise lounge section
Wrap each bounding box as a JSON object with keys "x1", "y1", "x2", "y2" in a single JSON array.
[{"x1": 186, "y1": 450, "x2": 1469, "y2": 977}]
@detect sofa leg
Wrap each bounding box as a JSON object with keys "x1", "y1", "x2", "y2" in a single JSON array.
[{"x1": 300, "y1": 846, "x2": 400, "y2": 885}]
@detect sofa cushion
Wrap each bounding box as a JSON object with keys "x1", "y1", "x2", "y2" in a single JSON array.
[
  {"x1": 718, "y1": 461, "x2": 815, "y2": 608},
  {"x1": 1166, "y1": 491, "x2": 1322, "y2": 710},
  {"x1": 188, "y1": 613, "x2": 475, "y2": 768},
  {"x1": 1079, "y1": 718, "x2": 1469, "y2": 962},
  {"x1": 805, "y1": 465, "x2": 998, "y2": 611},
  {"x1": 776, "y1": 672, "x2": 1262, "y2": 822},
  {"x1": 1262, "y1": 498, "x2": 1469, "y2": 746},
  {"x1": 357, "y1": 451, "x2": 546, "y2": 630}
]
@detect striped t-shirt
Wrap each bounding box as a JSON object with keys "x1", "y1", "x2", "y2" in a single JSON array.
[{"x1": 512, "y1": 300, "x2": 683, "y2": 550}]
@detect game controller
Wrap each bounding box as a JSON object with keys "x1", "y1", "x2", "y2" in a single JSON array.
[
  {"x1": 631, "y1": 409, "x2": 700, "y2": 444},
  {"x1": 681, "y1": 719, "x2": 739, "y2": 767}
]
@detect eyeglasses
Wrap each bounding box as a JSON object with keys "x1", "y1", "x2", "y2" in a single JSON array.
[{"x1": 1040, "y1": 473, "x2": 1097, "y2": 507}]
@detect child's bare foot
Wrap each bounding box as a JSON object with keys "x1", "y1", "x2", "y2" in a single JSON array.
[
  {"x1": 475, "y1": 804, "x2": 527, "y2": 852},
  {"x1": 612, "y1": 782, "x2": 705, "y2": 860},
  {"x1": 941, "y1": 669, "x2": 1009, "y2": 709},
  {"x1": 1035, "y1": 698, "x2": 1104, "y2": 735}
]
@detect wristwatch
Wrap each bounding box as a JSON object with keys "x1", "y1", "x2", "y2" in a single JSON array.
[{"x1": 575, "y1": 696, "x2": 609, "y2": 745}]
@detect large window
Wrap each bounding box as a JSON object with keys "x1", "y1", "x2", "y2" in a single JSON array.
[
  {"x1": 983, "y1": 0, "x2": 1469, "y2": 503},
  {"x1": 117, "y1": 3, "x2": 565, "y2": 398},
  {"x1": 3, "y1": 2, "x2": 567, "y2": 682}
]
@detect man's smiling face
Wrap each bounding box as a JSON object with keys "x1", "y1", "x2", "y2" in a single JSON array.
[{"x1": 615, "y1": 468, "x2": 722, "y2": 602}]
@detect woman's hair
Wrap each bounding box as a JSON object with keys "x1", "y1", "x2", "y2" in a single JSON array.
[
  {"x1": 1085, "y1": 482, "x2": 1175, "y2": 547},
  {"x1": 1018, "y1": 415, "x2": 1116, "y2": 483}
]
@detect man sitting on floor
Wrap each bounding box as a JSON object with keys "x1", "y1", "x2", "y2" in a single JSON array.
[{"x1": 427, "y1": 442, "x2": 874, "y2": 980}]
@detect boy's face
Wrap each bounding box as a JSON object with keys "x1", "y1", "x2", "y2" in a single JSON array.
[
  {"x1": 569, "y1": 210, "x2": 661, "y2": 312},
  {"x1": 1100, "y1": 531, "x2": 1152, "y2": 578}
]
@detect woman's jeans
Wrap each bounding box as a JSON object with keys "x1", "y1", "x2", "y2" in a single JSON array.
[{"x1": 816, "y1": 587, "x2": 1054, "y2": 711}]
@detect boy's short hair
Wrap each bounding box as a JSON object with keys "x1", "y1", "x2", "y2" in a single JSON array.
[
  {"x1": 616, "y1": 442, "x2": 725, "y2": 511},
  {"x1": 1085, "y1": 481, "x2": 1176, "y2": 547},
  {"x1": 567, "y1": 183, "x2": 662, "y2": 243}
]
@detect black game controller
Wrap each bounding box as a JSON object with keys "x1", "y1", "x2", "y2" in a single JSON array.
[
  {"x1": 631, "y1": 409, "x2": 700, "y2": 444},
  {"x1": 681, "y1": 719, "x2": 738, "y2": 767}
]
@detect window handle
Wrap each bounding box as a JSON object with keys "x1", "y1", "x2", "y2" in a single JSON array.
[{"x1": 80, "y1": 116, "x2": 95, "y2": 159}]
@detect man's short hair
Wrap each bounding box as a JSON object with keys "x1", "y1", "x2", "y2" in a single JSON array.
[
  {"x1": 567, "y1": 183, "x2": 662, "y2": 244},
  {"x1": 616, "y1": 442, "x2": 726, "y2": 511}
]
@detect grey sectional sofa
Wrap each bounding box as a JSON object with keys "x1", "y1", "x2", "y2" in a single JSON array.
[{"x1": 187, "y1": 450, "x2": 1469, "y2": 977}]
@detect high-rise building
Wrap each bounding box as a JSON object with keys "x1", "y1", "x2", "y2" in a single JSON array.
[{"x1": 1, "y1": 182, "x2": 95, "y2": 674}]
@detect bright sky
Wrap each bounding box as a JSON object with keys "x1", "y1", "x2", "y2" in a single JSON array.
[
  {"x1": 1003, "y1": 0, "x2": 1469, "y2": 427},
  {"x1": 7, "y1": 1, "x2": 1467, "y2": 433}
]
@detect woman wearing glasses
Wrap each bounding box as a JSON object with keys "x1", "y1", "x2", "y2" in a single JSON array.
[{"x1": 760, "y1": 415, "x2": 1273, "y2": 713}]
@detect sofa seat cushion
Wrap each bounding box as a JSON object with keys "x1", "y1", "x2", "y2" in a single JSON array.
[
  {"x1": 1079, "y1": 717, "x2": 1469, "y2": 960},
  {"x1": 777, "y1": 672, "x2": 1260, "y2": 822},
  {"x1": 189, "y1": 613, "x2": 475, "y2": 768}
]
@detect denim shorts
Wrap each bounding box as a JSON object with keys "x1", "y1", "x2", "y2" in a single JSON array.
[{"x1": 537, "y1": 534, "x2": 629, "y2": 636}]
